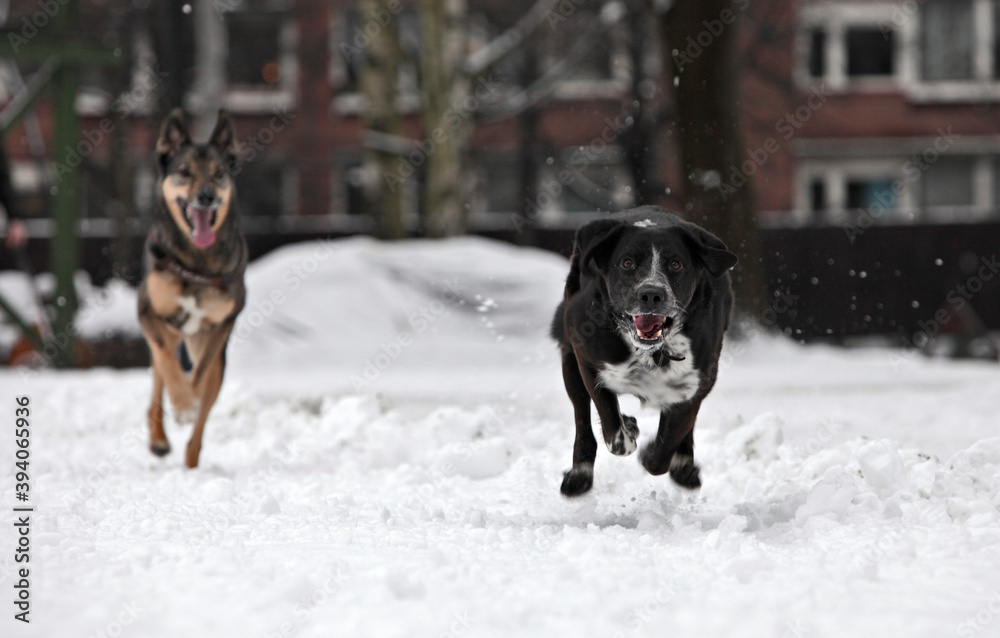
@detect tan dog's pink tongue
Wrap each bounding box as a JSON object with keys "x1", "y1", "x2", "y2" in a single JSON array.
[{"x1": 189, "y1": 207, "x2": 216, "y2": 249}]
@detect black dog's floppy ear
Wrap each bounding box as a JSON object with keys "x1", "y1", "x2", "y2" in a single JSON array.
[
  {"x1": 156, "y1": 108, "x2": 190, "y2": 166},
  {"x1": 575, "y1": 218, "x2": 627, "y2": 275},
  {"x1": 209, "y1": 109, "x2": 239, "y2": 161},
  {"x1": 681, "y1": 226, "x2": 738, "y2": 277}
]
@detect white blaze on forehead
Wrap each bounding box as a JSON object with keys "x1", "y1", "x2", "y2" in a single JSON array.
[
  {"x1": 641, "y1": 247, "x2": 662, "y2": 285},
  {"x1": 634, "y1": 219, "x2": 656, "y2": 228}
]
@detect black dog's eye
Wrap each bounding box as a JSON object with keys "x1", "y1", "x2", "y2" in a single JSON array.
[
  {"x1": 621, "y1": 258, "x2": 635, "y2": 270},
  {"x1": 669, "y1": 259, "x2": 683, "y2": 272},
  {"x1": 213, "y1": 169, "x2": 226, "y2": 181},
  {"x1": 178, "y1": 166, "x2": 192, "y2": 178}
]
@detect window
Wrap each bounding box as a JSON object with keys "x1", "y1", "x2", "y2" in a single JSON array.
[
  {"x1": 846, "y1": 28, "x2": 894, "y2": 77},
  {"x1": 556, "y1": 147, "x2": 634, "y2": 213},
  {"x1": 808, "y1": 28, "x2": 826, "y2": 78},
  {"x1": 330, "y1": 5, "x2": 421, "y2": 110},
  {"x1": 540, "y1": 3, "x2": 630, "y2": 94},
  {"x1": 919, "y1": 156, "x2": 974, "y2": 211},
  {"x1": 920, "y1": 1, "x2": 974, "y2": 81},
  {"x1": 809, "y1": 178, "x2": 827, "y2": 214},
  {"x1": 478, "y1": 153, "x2": 521, "y2": 214},
  {"x1": 226, "y1": 11, "x2": 287, "y2": 88},
  {"x1": 342, "y1": 162, "x2": 366, "y2": 216},
  {"x1": 994, "y1": 0, "x2": 1000, "y2": 78},
  {"x1": 218, "y1": 1, "x2": 295, "y2": 112},
  {"x1": 234, "y1": 162, "x2": 289, "y2": 217},
  {"x1": 799, "y1": 1, "x2": 1000, "y2": 98},
  {"x1": 846, "y1": 179, "x2": 896, "y2": 211}
]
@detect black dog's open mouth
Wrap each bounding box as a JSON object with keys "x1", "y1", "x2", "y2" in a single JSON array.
[
  {"x1": 633, "y1": 314, "x2": 673, "y2": 341},
  {"x1": 177, "y1": 197, "x2": 218, "y2": 249}
]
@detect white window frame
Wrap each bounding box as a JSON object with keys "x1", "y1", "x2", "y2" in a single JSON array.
[
  {"x1": 795, "y1": 148, "x2": 999, "y2": 226},
  {"x1": 218, "y1": 4, "x2": 298, "y2": 114},
  {"x1": 797, "y1": 3, "x2": 904, "y2": 91},
  {"x1": 798, "y1": 0, "x2": 1000, "y2": 101}
]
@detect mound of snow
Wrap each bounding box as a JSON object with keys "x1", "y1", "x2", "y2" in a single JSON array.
[{"x1": 227, "y1": 236, "x2": 569, "y2": 394}]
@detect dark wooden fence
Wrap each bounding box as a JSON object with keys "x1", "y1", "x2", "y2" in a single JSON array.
[{"x1": 5, "y1": 223, "x2": 1000, "y2": 345}]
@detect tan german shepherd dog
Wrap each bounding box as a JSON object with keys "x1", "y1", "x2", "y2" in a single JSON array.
[{"x1": 138, "y1": 109, "x2": 247, "y2": 468}]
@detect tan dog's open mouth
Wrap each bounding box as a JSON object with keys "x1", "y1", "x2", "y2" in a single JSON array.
[{"x1": 178, "y1": 197, "x2": 217, "y2": 249}]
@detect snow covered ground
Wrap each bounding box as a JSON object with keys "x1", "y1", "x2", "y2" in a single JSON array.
[{"x1": 1, "y1": 237, "x2": 999, "y2": 637}]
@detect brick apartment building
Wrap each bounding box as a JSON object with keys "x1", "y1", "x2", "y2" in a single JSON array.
[{"x1": 2, "y1": 0, "x2": 1000, "y2": 342}]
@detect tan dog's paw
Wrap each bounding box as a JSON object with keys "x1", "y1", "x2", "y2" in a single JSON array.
[{"x1": 172, "y1": 400, "x2": 200, "y2": 425}]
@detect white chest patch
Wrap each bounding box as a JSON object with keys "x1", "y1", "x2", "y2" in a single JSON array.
[
  {"x1": 597, "y1": 334, "x2": 701, "y2": 408},
  {"x1": 176, "y1": 295, "x2": 208, "y2": 335}
]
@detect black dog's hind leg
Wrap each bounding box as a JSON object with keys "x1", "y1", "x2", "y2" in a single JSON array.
[
  {"x1": 560, "y1": 348, "x2": 598, "y2": 496},
  {"x1": 640, "y1": 400, "x2": 702, "y2": 489}
]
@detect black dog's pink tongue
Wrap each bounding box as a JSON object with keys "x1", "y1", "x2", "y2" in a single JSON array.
[
  {"x1": 188, "y1": 207, "x2": 216, "y2": 249},
  {"x1": 634, "y1": 314, "x2": 665, "y2": 334}
]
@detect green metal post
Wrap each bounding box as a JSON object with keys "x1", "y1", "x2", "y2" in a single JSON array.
[
  {"x1": 47, "y1": 0, "x2": 81, "y2": 368},
  {"x1": 49, "y1": 63, "x2": 79, "y2": 368}
]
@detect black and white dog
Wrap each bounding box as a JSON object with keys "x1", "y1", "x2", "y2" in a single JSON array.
[{"x1": 551, "y1": 206, "x2": 738, "y2": 496}]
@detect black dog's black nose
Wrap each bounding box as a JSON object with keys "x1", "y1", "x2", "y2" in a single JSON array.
[
  {"x1": 637, "y1": 284, "x2": 667, "y2": 310},
  {"x1": 196, "y1": 187, "x2": 215, "y2": 207}
]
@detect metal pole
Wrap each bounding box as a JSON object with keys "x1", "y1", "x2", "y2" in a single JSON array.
[{"x1": 48, "y1": 0, "x2": 80, "y2": 368}]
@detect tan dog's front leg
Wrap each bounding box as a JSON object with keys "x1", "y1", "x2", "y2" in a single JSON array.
[
  {"x1": 147, "y1": 369, "x2": 170, "y2": 456},
  {"x1": 184, "y1": 323, "x2": 233, "y2": 468}
]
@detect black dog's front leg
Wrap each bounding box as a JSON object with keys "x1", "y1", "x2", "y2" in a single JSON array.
[
  {"x1": 640, "y1": 399, "x2": 703, "y2": 489},
  {"x1": 577, "y1": 361, "x2": 637, "y2": 457},
  {"x1": 560, "y1": 348, "x2": 598, "y2": 496}
]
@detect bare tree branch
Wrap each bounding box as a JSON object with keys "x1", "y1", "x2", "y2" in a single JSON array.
[{"x1": 461, "y1": 0, "x2": 563, "y2": 78}]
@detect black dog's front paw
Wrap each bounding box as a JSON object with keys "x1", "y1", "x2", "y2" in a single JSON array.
[
  {"x1": 560, "y1": 465, "x2": 594, "y2": 497},
  {"x1": 668, "y1": 454, "x2": 701, "y2": 489},
  {"x1": 640, "y1": 441, "x2": 669, "y2": 475},
  {"x1": 607, "y1": 415, "x2": 638, "y2": 456}
]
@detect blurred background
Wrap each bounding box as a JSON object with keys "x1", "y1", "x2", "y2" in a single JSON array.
[{"x1": 1, "y1": 0, "x2": 999, "y2": 367}]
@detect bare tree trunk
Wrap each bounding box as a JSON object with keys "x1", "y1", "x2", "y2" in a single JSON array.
[
  {"x1": 661, "y1": 0, "x2": 765, "y2": 318},
  {"x1": 623, "y1": 0, "x2": 660, "y2": 207},
  {"x1": 420, "y1": 0, "x2": 469, "y2": 237},
  {"x1": 189, "y1": 0, "x2": 225, "y2": 136},
  {"x1": 359, "y1": 0, "x2": 405, "y2": 239},
  {"x1": 516, "y1": 41, "x2": 539, "y2": 245}
]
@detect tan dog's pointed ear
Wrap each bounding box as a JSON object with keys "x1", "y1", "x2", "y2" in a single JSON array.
[
  {"x1": 156, "y1": 108, "x2": 190, "y2": 166},
  {"x1": 209, "y1": 109, "x2": 239, "y2": 161}
]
